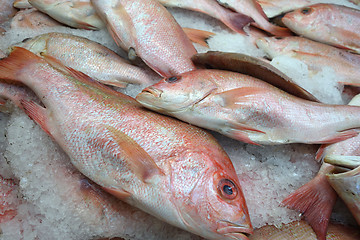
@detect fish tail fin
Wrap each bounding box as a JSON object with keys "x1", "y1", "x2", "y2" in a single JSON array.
[
  {"x1": 221, "y1": 11, "x2": 254, "y2": 34},
  {"x1": 0, "y1": 47, "x2": 41, "y2": 84},
  {"x1": 182, "y1": 28, "x2": 215, "y2": 48},
  {"x1": 281, "y1": 164, "x2": 337, "y2": 240}
]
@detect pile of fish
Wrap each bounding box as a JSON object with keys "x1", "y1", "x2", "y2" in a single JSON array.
[{"x1": 0, "y1": 0, "x2": 360, "y2": 240}]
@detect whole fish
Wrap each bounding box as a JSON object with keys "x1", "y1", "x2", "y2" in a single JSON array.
[
  {"x1": 0, "y1": 0, "x2": 17, "y2": 24},
  {"x1": 15, "y1": 32, "x2": 154, "y2": 88},
  {"x1": 282, "y1": 4, "x2": 360, "y2": 54},
  {"x1": 0, "y1": 47, "x2": 252, "y2": 240},
  {"x1": 249, "y1": 220, "x2": 360, "y2": 240},
  {"x1": 91, "y1": 0, "x2": 197, "y2": 77},
  {"x1": 136, "y1": 69, "x2": 360, "y2": 145},
  {"x1": 157, "y1": 0, "x2": 253, "y2": 34},
  {"x1": 327, "y1": 166, "x2": 360, "y2": 226},
  {"x1": 13, "y1": 0, "x2": 32, "y2": 9},
  {"x1": 216, "y1": 0, "x2": 292, "y2": 36},
  {"x1": 256, "y1": 36, "x2": 360, "y2": 87},
  {"x1": 11, "y1": 8, "x2": 64, "y2": 29},
  {"x1": 28, "y1": 0, "x2": 104, "y2": 30},
  {"x1": 257, "y1": 0, "x2": 360, "y2": 18}
]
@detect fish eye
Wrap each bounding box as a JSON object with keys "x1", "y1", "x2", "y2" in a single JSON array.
[
  {"x1": 301, "y1": 7, "x2": 312, "y2": 15},
  {"x1": 218, "y1": 179, "x2": 238, "y2": 200},
  {"x1": 165, "y1": 76, "x2": 181, "y2": 83}
]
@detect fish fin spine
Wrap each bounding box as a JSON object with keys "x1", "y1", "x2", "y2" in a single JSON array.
[
  {"x1": 20, "y1": 100, "x2": 52, "y2": 137},
  {"x1": 182, "y1": 27, "x2": 215, "y2": 48}
]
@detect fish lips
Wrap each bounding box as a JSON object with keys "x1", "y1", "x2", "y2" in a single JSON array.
[{"x1": 217, "y1": 219, "x2": 253, "y2": 240}]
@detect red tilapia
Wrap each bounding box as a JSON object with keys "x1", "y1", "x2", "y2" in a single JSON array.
[
  {"x1": 137, "y1": 69, "x2": 360, "y2": 145},
  {"x1": 282, "y1": 4, "x2": 360, "y2": 54},
  {"x1": 0, "y1": 47, "x2": 252, "y2": 240},
  {"x1": 91, "y1": 0, "x2": 197, "y2": 77}
]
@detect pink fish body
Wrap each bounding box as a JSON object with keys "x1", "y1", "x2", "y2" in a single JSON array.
[
  {"x1": 256, "y1": 36, "x2": 360, "y2": 86},
  {"x1": 91, "y1": 0, "x2": 197, "y2": 77},
  {"x1": 282, "y1": 4, "x2": 360, "y2": 54},
  {"x1": 11, "y1": 8, "x2": 64, "y2": 29},
  {"x1": 137, "y1": 69, "x2": 360, "y2": 145},
  {"x1": 157, "y1": 0, "x2": 253, "y2": 33},
  {"x1": 216, "y1": 0, "x2": 291, "y2": 36},
  {"x1": 16, "y1": 32, "x2": 154, "y2": 88},
  {"x1": 28, "y1": 0, "x2": 104, "y2": 30},
  {"x1": 0, "y1": 47, "x2": 252, "y2": 240}
]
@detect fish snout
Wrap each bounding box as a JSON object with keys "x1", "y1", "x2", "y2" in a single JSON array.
[
  {"x1": 217, "y1": 219, "x2": 253, "y2": 240},
  {"x1": 141, "y1": 87, "x2": 163, "y2": 98}
]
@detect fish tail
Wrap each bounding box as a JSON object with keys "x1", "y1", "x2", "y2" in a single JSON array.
[
  {"x1": 182, "y1": 28, "x2": 215, "y2": 48},
  {"x1": 0, "y1": 47, "x2": 41, "y2": 84},
  {"x1": 281, "y1": 164, "x2": 337, "y2": 240}
]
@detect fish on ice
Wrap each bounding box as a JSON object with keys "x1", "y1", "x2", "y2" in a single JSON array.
[
  {"x1": 137, "y1": 69, "x2": 360, "y2": 145},
  {"x1": 0, "y1": 47, "x2": 253, "y2": 240}
]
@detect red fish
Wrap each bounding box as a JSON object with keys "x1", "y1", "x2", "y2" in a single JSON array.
[{"x1": 0, "y1": 47, "x2": 252, "y2": 240}]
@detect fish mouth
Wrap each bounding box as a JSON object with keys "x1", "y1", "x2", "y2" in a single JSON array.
[
  {"x1": 140, "y1": 87, "x2": 163, "y2": 98},
  {"x1": 217, "y1": 220, "x2": 253, "y2": 240}
]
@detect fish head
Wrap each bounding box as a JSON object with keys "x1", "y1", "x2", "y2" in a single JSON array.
[
  {"x1": 282, "y1": 4, "x2": 325, "y2": 34},
  {"x1": 13, "y1": 34, "x2": 49, "y2": 55},
  {"x1": 136, "y1": 70, "x2": 218, "y2": 113},
  {"x1": 169, "y1": 150, "x2": 252, "y2": 240}
]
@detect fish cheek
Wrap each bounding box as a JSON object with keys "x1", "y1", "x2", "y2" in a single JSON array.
[{"x1": 168, "y1": 151, "x2": 216, "y2": 228}]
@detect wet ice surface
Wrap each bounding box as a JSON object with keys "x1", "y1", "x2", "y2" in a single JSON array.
[{"x1": 0, "y1": 5, "x2": 357, "y2": 240}]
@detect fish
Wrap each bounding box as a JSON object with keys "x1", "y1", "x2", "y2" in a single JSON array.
[
  {"x1": 91, "y1": 0, "x2": 198, "y2": 77},
  {"x1": 0, "y1": 47, "x2": 252, "y2": 240},
  {"x1": 157, "y1": 0, "x2": 254, "y2": 34},
  {"x1": 281, "y1": 163, "x2": 337, "y2": 240},
  {"x1": 11, "y1": 8, "x2": 64, "y2": 29},
  {"x1": 13, "y1": 0, "x2": 32, "y2": 9},
  {"x1": 215, "y1": 0, "x2": 292, "y2": 36},
  {"x1": 191, "y1": 51, "x2": 318, "y2": 102},
  {"x1": 0, "y1": 0, "x2": 17, "y2": 24},
  {"x1": 0, "y1": 82, "x2": 38, "y2": 112},
  {"x1": 327, "y1": 166, "x2": 360, "y2": 226},
  {"x1": 256, "y1": 36, "x2": 360, "y2": 87},
  {"x1": 257, "y1": 0, "x2": 360, "y2": 18},
  {"x1": 15, "y1": 32, "x2": 155, "y2": 88},
  {"x1": 249, "y1": 220, "x2": 360, "y2": 240},
  {"x1": 136, "y1": 69, "x2": 360, "y2": 145},
  {"x1": 282, "y1": 4, "x2": 360, "y2": 54},
  {"x1": 28, "y1": 0, "x2": 104, "y2": 30}
]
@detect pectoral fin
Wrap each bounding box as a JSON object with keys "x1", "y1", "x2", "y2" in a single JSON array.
[
  {"x1": 21, "y1": 100, "x2": 52, "y2": 137},
  {"x1": 182, "y1": 28, "x2": 215, "y2": 47},
  {"x1": 104, "y1": 125, "x2": 164, "y2": 183},
  {"x1": 324, "y1": 155, "x2": 360, "y2": 169},
  {"x1": 102, "y1": 186, "x2": 131, "y2": 200},
  {"x1": 217, "y1": 87, "x2": 266, "y2": 108}
]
